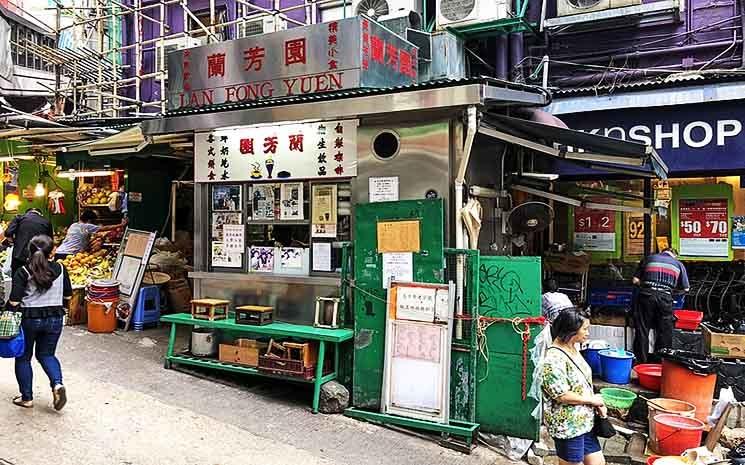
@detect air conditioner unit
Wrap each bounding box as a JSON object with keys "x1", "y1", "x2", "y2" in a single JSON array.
[
  {"x1": 155, "y1": 37, "x2": 201, "y2": 74},
  {"x1": 557, "y1": 0, "x2": 641, "y2": 17},
  {"x1": 236, "y1": 15, "x2": 288, "y2": 39},
  {"x1": 436, "y1": 0, "x2": 511, "y2": 30},
  {"x1": 352, "y1": 0, "x2": 423, "y2": 22}
]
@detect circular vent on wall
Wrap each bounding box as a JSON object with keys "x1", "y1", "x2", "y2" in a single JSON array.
[
  {"x1": 372, "y1": 130, "x2": 400, "y2": 160},
  {"x1": 355, "y1": 0, "x2": 390, "y2": 20},
  {"x1": 567, "y1": 0, "x2": 603, "y2": 8},
  {"x1": 439, "y1": 0, "x2": 477, "y2": 22}
]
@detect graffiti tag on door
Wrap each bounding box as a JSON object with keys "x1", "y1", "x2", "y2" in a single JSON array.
[{"x1": 478, "y1": 261, "x2": 535, "y2": 317}]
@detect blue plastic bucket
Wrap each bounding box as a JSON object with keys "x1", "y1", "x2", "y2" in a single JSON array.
[
  {"x1": 582, "y1": 348, "x2": 604, "y2": 376},
  {"x1": 599, "y1": 349, "x2": 635, "y2": 384}
]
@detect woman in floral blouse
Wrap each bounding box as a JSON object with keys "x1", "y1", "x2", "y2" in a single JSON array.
[{"x1": 542, "y1": 310, "x2": 608, "y2": 465}]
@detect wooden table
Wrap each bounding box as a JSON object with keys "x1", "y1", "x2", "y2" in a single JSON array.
[{"x1": 160, "y1": 313, "x2": 354, "y2": 413}]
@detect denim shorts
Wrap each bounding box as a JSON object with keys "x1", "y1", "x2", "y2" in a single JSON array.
[{"x1": 553, "y1": 431, "x2": 601, "y2": 463}]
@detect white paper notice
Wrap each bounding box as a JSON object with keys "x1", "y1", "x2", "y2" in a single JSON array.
[
  {"x1": 312, "y1": 242, "x2": 332, "y2": 272},
  {"x1": 222, "y1": 224, "x2": 245, "y2": 252},
  {"x1": 382, "y1": 252, "x2": 413, "y2": 289},
  {"x1": 369, "y1": 176, "x2": 399, "y2": 203}
]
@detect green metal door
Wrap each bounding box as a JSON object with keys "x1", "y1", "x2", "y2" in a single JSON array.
[
  {"x1": 352, "y1": 199, "x2": 444, "y2": 410},
  {"x1": 475, "y1": 256, "x2": 542, "y2": 440}
]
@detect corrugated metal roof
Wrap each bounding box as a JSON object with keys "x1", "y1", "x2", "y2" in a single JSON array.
[
  {"x1": 552, "y1": 71, "x2": 745, "y2": 97},
  {"x1": 163, "y1": 77, "x2": 547, "y2": 118}
]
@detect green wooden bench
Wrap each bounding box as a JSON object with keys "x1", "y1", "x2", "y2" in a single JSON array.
[{"x1": 161, "y1": 313, "x2": 354, "y2": 413}]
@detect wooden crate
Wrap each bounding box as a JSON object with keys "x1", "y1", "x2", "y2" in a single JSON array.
[
  {"x1": 703, "y1": 324, "x2": 745, "y2": 359},
  {"x1": 218, "y1": 339, "x2": 268, "y2": 367},
  {"x1": 65, "y1": 288, "x2": 87, "y2": 326},
  {"x1": 283, "y1": 342, "x2": 318, "y2": 368},
  {"x1": 235, "y1": 305, "x2": 273, "y2": 326}
]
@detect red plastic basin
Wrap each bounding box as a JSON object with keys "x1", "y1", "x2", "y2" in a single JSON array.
[
  {"x1": 634, "y1": 363, "x2": 663, "y2": 391},
  {"x1": 673, "y1": 310, "x2": 703, "y2": 330}
]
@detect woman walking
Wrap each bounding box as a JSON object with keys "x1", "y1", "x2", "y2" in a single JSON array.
[
  {"x1": 542, "y1": 310, "x2": 607, "y2": 465},
  {"x1": 7, "y1": 235, "x2": 71, "y2": 410}
]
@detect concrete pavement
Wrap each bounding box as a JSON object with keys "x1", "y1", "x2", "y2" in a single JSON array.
[{"x1": 0, "y1": 326, "x2": 507, "y2": 465}]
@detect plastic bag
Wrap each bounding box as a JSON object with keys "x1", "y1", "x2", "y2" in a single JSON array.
[
  {"x1": 480, "y1": 433, "x2": 533, "y2": 461},
  {"x1": 708, "y1": 386, "x2": 736, "y2": 426},
  {"x1": 0, "y1": 327, "x2": 24, "y2": 358},
  {"x1": 529, "y1": 324, "x2": 553, "y2": 420}
]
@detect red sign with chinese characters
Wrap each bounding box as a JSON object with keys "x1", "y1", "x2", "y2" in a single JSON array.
[{"x1": 166, "y1": 17, "x2": 418, "y2": 110}]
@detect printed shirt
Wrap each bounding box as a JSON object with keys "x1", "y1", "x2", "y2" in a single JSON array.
[
  {"x1": 634, "y1": 252, "x2": 690, "y2": 292},
  {"x1": 541, "y1": 292, "x2": 575, "y2": 322},
  {"x1": 541, "y1": 347, "x2": 595, "y2": 439},
  {"x1": 56, "y1": 222, "x2": 99, "y2": 255}
]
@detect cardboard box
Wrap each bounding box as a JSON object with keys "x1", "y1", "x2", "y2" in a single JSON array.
[
  {"x1": 703, "y1": 324, "x2": 745, "y2": 359},
  {"x1": 65, "y1": 288, "x2": 87, "y2": 326},
  {"x1": 218, "y1": 339, "x2": 268, "y2": 367}
]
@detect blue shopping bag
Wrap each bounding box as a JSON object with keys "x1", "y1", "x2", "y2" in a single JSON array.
[{"x1": 0, "y1": 327, "x2": 24, "y2": 358}]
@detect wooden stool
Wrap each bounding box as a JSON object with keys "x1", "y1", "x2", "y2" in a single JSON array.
[
  {"x1": 190, "y1": 299, "x2": 230, "y2": 321},
  {"x1": 235, "y1": 305, "x2": 273, "y2": 326}
]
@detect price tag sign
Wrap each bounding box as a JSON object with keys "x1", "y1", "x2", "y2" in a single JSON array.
[
  {"x1": 573, "y1": 207, "x2": 616, "y2": 252},
  {"x1": 625, "y1": 215, "x2": 645, "y2": 256},
  {"x1": 678, "y1": 198, "x2": 729, "y2": 257}
]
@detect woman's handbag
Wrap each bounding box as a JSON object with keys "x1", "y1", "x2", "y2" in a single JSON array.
[
  {"x1": 549, "y1": 347, "x2": 617, "y2": 439},
  {"x1": 0, "y1": 327, "x2": 24, "y2": 358},
  {"x1": 0, "y1": 311, "x2": 22, "y2": 339}
]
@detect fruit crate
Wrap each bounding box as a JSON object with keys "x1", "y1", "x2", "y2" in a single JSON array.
[{"x1": 258, "y1": 355, "x2": 315, "y2": 380}]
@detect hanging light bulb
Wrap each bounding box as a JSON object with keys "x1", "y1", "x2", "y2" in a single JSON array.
[
  {"x1": 34, "y1": 182, "x2": 46, "y2": 197},
  {"x1": 4, "y1": 193, "x2": 20, "y2": 211}
]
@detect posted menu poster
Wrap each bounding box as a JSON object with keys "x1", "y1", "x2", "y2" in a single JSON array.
[
  {"x1": 212, "y1": 212, "x2": 242, "y2": 240},
  {"x1": 733, "y1": 216, "x2": 745, "y2": 249},
  {"x1": 212, "y1": 242, "x2": 242, "y2": 268},
  {"x1": 573, "y1": 206, "x2": 616, "y2": 252},
  {"x1": 679, "y1": 198, "x2": 729, "y2": 257},
  {"x1": 382, "y1": 252, "x2": 413, "y2": 289},
  {"x1": 249, "y1": 246, "x2": 275, "y2": 272},
  {"x1": 312, "y1": 184, "x2": 337, "y2": 238},
  {"x1": 280, "y1": 182, "x2": 304, "y2": 220},
  {"x1": 212, "y1": 185, "x2": 241, "y2": 211},
  {"x1": 279, "y1": 247, "x2": 304, "y2": 269},
  {"x1": 312, "y1": 242, "x2": 332, "y2": 272},
  {"x1": 250, "y1": 185, "x2": 276, "y2": 221},
  {"x1": 369, "y1": 176, "x2": 399, "y2": 203},
  {"x1": 222, "y1": 224, "x2": 245, "y2": 252}
]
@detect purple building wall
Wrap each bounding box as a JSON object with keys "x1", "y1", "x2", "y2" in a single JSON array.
[
  {"x1": 525, "y1": 0, "x2": 742, "y2": 89},
  {"x1": 119, "y1": 0, "x2": 309, "y2": 113}
]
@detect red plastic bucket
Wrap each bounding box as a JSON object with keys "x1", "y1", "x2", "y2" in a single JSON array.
[
  {"x1": 673, "y1": 310, "x2": 703, "y2": 330},
  {"x1": 634, "y1": 363, "x2": 662, "y2": 390},
  {"x1": 652, "y1": 413, "x2": 705, "y2": 456},
  {"x1": 647, "y1": 398, "x2": 696, "y2": 452}
]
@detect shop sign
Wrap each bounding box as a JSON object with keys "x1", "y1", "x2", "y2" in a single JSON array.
[
  {"x1": 167, "y1": 17, "x2": 418, "y2": 110},
  {"x1": 557, "y1": 101, "x2": 745, "y2": 175},
  {"x1": 678, "y1": 198, "x2": 729, "y2": 257},
  {"x1": 573, "y1": 206, "x2": 616, "y2": 252},
  {"x1": 195, "y1": 119, "x2": 358, "y2": 182}
]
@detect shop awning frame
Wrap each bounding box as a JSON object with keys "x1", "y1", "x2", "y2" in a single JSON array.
[
  {"x1": 479, "y1": 113, "x2": 668, "y2": 179},
  {"x1": 511, "y1": 183, "x2": 657, "y2": 215}
]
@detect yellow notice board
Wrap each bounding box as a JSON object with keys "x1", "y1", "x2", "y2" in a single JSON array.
[{"x1": 377, "y1": 220, "x2": 421, "y2": 253}]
